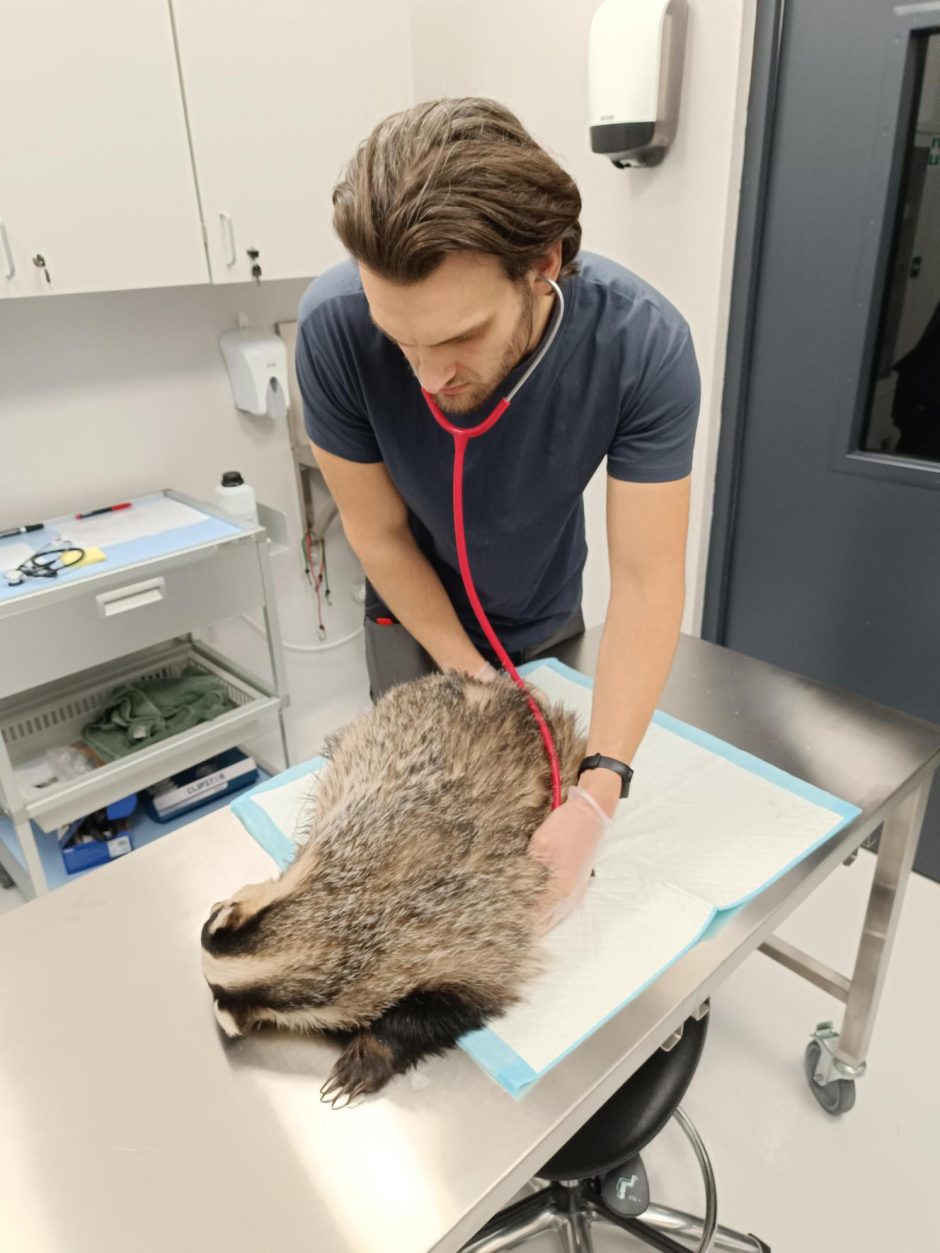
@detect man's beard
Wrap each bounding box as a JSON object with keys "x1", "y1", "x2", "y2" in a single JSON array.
[{"x1": 435, "y1": 286, "x2": 536, "y2": 415}]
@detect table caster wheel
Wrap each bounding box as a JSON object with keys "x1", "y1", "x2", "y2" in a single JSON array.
[
  {"x1": 804, "y1": 1041, "x2": 856, "y2": 1115},
  {"x1": 0, "y1": 864, "x2": 14, "y2": 890}
]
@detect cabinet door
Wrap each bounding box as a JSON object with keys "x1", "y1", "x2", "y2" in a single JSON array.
[
  {"x1": 0, "y1": 0, "x2": 208, "y2": 298},
  {"x1": 170, "y1": 0, "x2": 413, "y2": 284}
]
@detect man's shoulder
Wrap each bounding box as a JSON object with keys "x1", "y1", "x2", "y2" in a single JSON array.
[
  {"x1": 575, "y1": 251, "x2": 690, "y2": 337},
  {"x1": 298, "y1": 258, "x2": 369, "y2": 331}
]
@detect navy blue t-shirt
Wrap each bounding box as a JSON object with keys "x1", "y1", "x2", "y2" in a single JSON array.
[{"x1": 296, "y1": 251, "x2": 700, "y2": 652}]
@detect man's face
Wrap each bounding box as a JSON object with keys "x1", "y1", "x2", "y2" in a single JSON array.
[{"x1": 359, "y1": 252, "x2": 536, "y2": 414}]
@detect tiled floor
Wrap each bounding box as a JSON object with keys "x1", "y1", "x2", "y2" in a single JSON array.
[{"x1": 1, "y1": 639, "x2": 936, "y2": 1250}]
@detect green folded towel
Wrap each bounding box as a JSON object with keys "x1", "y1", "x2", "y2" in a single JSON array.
[{"x1": 82, "y1": 669, "x2": 236, "y2": 762}]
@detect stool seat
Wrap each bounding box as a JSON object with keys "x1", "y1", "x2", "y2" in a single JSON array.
[
  {"x1": 538, "y1": 1011, "x2": 709, "y2": 1181},
  {"x1": 463, "y1": 1008, "x2": 771, "y2": 1253}
]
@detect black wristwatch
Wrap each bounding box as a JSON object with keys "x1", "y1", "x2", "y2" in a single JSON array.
[{"x1": 577, "y1": 754, "x2": 634, "y2": 799}]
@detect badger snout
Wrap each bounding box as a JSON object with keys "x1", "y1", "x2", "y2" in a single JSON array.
[{"x1": 211, "y1": 999, "x2": 244, "y2": 1038}]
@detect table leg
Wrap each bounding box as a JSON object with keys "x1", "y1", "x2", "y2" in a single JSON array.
[{"x1": 835, "y1": 775, "x2": 931, "y2": 1071}]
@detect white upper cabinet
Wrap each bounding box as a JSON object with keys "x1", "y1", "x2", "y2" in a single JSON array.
[
  {"x1": 0, "y1": 0, "x2": 209, "y2": 298},
  {"x1": 170, "y1": 0, "x2": 414, "y2": 284}
]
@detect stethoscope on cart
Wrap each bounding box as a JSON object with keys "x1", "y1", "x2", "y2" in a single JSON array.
[
  {"x1": 4, "y1": 542, "x2": 86, "y2": 586},
  {"x1": 421, "y1": 275, "x2": 566, "y2": 808}
]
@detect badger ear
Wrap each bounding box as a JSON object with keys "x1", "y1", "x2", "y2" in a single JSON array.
[
  {"x1": 205, "y1": 899, "x2": 252, "y2": 936},
  {"x1": 204, "y1": 878, "x2": 284, "y2": 937},
  {"x1": 200, "y1": 898, "x2": 270, "y2": 958}
]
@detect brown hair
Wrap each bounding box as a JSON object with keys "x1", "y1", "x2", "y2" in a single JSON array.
[{"x1": 332, "y1": 98, "x2": 582, "y2": 285}]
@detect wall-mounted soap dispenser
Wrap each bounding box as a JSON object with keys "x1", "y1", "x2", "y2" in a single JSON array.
[{"x1": 219, "y1": 319, "x2": 289, "y2": 418}]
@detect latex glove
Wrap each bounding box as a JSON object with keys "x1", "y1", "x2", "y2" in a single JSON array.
[
  {"x1": 473, "y1": 661, "x2": 499, "y2": 682},
  {"x1": 528, "y1": 785, "x2": 614, "y2": 933}
]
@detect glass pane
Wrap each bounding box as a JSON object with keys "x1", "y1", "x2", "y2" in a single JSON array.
[{"x1": 861, "y1": 31, "x2": 940, "y2": 463}]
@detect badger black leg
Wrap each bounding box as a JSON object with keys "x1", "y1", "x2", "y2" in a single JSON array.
[{"x1": 320, "y1": 986, "x2": 494, "y2": 1106}]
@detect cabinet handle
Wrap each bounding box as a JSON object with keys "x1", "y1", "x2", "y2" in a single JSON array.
[
  {"x1": 96, "y1": 577, "x2": 166, "y2": 617},
  {"x1": 219, "y1": 212, "x2": 237, "y2": 268},
  {"x1": 0, "y1": 220, "x2": 14, "y2": 280}
]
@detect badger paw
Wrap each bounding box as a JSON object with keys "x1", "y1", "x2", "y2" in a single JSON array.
[{"x1": 320, "y1": 1032, "x2": 396, "y2": 1108}]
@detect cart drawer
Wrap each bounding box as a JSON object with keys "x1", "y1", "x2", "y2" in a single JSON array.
[{"x1": 0, "y1": 541, "x2": 263, "y2": 700}]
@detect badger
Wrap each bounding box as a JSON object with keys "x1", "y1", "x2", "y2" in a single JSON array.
[{"x1": 200, "y1": 670, "x2": 585, "y2": 1105}]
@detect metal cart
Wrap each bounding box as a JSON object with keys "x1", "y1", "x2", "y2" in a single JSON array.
[{"x1": 0, "y1": 489, "x2": 290, "y2": 898}]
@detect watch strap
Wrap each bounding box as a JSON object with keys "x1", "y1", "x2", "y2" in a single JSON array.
[{"x1": 577, "y1": 753, "x2": 634, "y2": 799}]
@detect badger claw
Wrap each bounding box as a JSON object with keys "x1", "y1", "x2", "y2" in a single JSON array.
[
  {"x1": 320, "y1": 1031, "x2": 397, "y2": 1107},
  {"x1": 319, "y1": 1077, "x2": 343, "y2": 1103},
  {"x1": 330, "y1": 1089, "x2": 367, "y2": 1110},
  {"x1": 319, "y1": 1073, "x2": 368, "y2": 1109}
]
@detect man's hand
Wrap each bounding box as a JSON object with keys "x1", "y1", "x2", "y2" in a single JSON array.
[
  {"x1": 309, "y1": 443, "x2": 490, "y2": 676},
  {"x1": 528, "y1": 786, "x2": 614, "y2": 932}
]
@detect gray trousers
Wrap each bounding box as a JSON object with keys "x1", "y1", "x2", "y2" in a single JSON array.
[{"x1": 363, "y1": 580, "x2": 585, "y2": 703}]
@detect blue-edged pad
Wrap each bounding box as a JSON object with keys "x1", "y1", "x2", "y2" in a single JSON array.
[
  {"x1": 0, "y1": 493, "x2": 242, "y2": 601},
  {"x1": 227, "y1": 658, "x2": 861, "y2": 1097},
  {"x1": 521, "y1": 659, "x2": 861, "y2": 910},
  {"x1": 230, "y1": 757, "x2": 327, "y2": 869}
]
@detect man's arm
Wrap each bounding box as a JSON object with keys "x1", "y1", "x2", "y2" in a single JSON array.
[
  {"x1": 578, "y1": 474, "x2": 691, "y2": 815},
  {"x1": 527, "y1": 473, "x2": 690, "y2": 931},
  {"x1": 311, "y1": 441, "x2": 488, "y2": 675}
]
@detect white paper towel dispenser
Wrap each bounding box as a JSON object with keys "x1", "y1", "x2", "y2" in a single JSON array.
[
  {"x1": 588, "y1": 0, "x2": 688, "y2": 168},
  {"x1": 219, "y1": 326, "x2": 289, "y2": 418}
]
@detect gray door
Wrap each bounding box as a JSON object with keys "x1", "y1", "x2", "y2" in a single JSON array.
[{"x1": 706, "y1": 1, "x2": 940, "y2": 878}]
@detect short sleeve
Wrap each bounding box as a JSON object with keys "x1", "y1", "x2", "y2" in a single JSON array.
[
  {"x1": 607, "y1": 322, "x2": 701, "y2": 483},
  {"x1": 295, "y1": 309, "x2": 382, "y2": 464}
]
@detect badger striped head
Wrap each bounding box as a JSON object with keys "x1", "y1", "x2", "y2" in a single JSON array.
[{"x1": 200, "y1": 872, "x2": 363, "y2": 1039}]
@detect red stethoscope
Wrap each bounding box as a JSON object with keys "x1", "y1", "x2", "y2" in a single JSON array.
[{"x1": 421, "y1": 276, "x2": 567, "y2": 809}]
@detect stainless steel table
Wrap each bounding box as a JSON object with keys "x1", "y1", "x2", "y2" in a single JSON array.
[{"x1": 0, "y1": 629, "x2": 937, "y2": 1253}]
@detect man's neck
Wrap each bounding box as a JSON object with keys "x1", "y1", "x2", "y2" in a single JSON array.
[{"x1": 525, "y1": 283, "x2": 558, "y2": 357}]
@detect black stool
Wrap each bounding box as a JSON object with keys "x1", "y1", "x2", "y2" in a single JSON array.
[{"x1": 461, "y1": 1006, "x2": 771, "y2": 1253}]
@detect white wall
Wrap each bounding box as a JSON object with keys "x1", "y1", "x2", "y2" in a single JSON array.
[
  {"x1": 0, "y1": 280, "x2": 308, "y2": 534},
  {"x1": 0, "y1": 0, "x2": 755, "y2": 665},
  {"x1": 409, "y1": 0, "x2": 756, "y2": 634},
  {"x1": 0, "y1": 277, "x2": 371, "y2": 657}
]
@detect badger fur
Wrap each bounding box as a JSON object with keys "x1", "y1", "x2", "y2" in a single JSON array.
[{"x1": 201, "y1": 670, "x2": 585, "y2": 1104}]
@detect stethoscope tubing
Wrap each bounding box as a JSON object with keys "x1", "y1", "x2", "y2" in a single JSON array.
[{"x1": 421, "y1": 277, "x2": 567, "y2": 808}]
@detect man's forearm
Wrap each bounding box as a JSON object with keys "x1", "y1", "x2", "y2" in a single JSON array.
[
  {"x1": 356, "y1": 527, "x2": 486, "y2": 675},
  {"x1": 579, "y1": 577, "x2": 685, "y2": 815}
]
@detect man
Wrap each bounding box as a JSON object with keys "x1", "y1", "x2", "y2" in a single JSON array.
[{"x1": 296, "y1": 98, "x2": 699, "y2": 930}]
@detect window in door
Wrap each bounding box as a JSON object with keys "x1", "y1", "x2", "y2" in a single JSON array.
[{"x1": 861, "y1": 31, "x2": 940, "y2": 463}]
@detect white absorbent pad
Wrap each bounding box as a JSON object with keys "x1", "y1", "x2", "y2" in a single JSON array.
[{"x1": 229, "y1": 659, "x2": 860, "y2": 1096}]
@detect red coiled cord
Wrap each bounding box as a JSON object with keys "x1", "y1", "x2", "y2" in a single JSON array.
[{"x1": 422, "y1": 389, "x2": 563, "y2": 810}]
